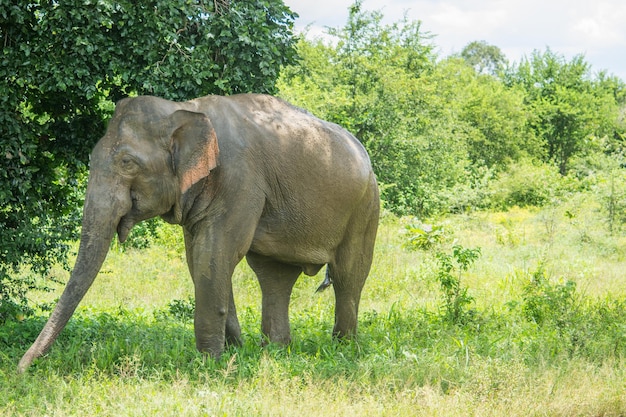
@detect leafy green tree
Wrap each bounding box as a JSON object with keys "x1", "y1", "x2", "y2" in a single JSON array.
[
  {"x1": 460, "y1": 40, "x2": 507, "y2": 76},
  {"x1": 279, "y1": 2, "x2": 534, "y2": 216},
  {"x1": 459, "y1": 67, "x2": 537, "y2": 167},
  {"x1": 505, "y1": 49, "x2": 624, "y2": 174},
  {"x1": 0, "y1": 0, "x2": 298, "y2": 321},
  {"x1": 424, "y1": 57, "x2": 536, "y2": 169}
]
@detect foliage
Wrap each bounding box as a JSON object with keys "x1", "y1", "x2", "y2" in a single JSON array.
[
  {"x1": 434, "y1": 245, "x2": 481, "y2": 325},
  {"x1": 440, "y1": 166, "x2": 496, "y2": 213},
  {"x1": 595, "y1": 164, "x2": 626, "y2": 234},
  {"x1": 504, "y1": 49, "x2": 625, "y2": 175},
  {"x1": 0, "y1": 0, "x2": 298, "y2": 319},
  {"x1": 521, "y1": 262, "x2": 578, "y2": 327},
  {"x1": 459, "y1": 40, "x2": 507, "y2": 76},
  {"x1": 0, "y1": 276, "x2": 34, "y2": 324},
  {"x1": 161, "y1": 297, "x2": 195, "y2": 322},
  {"x1": 403, "y1": 221, "x2": 447, "y2": 251},
  {"x1": 489, "y1": 159, "x2": 567, "y2": 208},
  {"x1": 456, "y1": 67, "x2": 537, "y2": 168},
  {"x1": 404, "y1": 223, "x2": 482, "y2": 324}
]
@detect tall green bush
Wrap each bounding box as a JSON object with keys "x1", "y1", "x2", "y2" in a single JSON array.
[
  {"x1": 505, "y1": 49, "x2": 625, "y2": 175},
  {"x1": 278, "y1": 3, "x2": 537, "y2": 217},
  {"x1": 0, "y1": 0, "x2": 298, "y2": 321},
  {"x1": 489, "y1": 160, "x2": 566, "y2": 208}
]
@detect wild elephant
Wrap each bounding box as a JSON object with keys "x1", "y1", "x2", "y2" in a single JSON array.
[{"x1": 18, "y1": 94, "x2": 379, "y2": 372}]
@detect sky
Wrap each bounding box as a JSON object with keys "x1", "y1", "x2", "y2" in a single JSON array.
[{"x1": 282, "y1": 0, "x2": 626, "y2": 81}]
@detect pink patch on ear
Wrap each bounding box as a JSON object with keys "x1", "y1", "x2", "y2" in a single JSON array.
[{"x1": 179, "y1": 130, "x2": 219, "y2": 194}]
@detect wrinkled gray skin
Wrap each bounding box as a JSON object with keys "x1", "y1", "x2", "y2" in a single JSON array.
[{"x1": 18, "y1": 94, "x2": 379, "y2": 372}]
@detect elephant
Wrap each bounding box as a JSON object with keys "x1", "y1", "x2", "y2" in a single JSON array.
[{"x1": 18, "y1": 94, "x2": 380, "y2": 372}]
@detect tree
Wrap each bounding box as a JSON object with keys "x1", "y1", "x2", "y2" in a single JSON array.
[
  {"x1": 505, "y1": 49, "x2": 623, "y2": 174},
  {"x1": 0, "y1": 0, "x2": 298, "y2": 321},
  {"x1": 460, "y1": 40, "x2": 507, "y2": 76},
  {"x1": 449, "y1": 59, "x2": 536, "y2": 168},
  {"x1": 278, "y1": 2, "x2": 532, "y2": 216}
]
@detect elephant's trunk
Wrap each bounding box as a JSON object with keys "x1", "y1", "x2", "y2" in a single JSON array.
[{"x1": 18, "y1": 176, "x2": 129, "y2": 373}]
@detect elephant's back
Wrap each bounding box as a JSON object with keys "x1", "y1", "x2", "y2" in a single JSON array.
[{"x1": 196, "y1": 94, "x2": 374, "y2": 182}]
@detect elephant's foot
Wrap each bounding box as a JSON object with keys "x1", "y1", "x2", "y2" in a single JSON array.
[
  {"x1": 225, "y1": 332, "x2": 242, "y2": 347},
  {"x1": 196, "y1": 333, "x2": 227, "y2": 360},
  {"x1": 260, "y1": 332, "x2": 291, "y2": 347}
]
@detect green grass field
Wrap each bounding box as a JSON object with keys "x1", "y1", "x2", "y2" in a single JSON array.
[{"x1": 2, "y1": 195, "x2": 626, "y2": 416}]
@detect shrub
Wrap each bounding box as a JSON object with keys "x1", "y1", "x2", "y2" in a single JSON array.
[
  {"x1": 521, "y1": 263, "x2": 578, "y2": 327},
  {"x1": 0, "y1": 276, "x2": 34, "y2": 324},
  {"x1": 441, "y1": 166, "x2": 496, "y2": 214},
  {"x1": 160, "y1": 298, "x2": 195, "y2": 323},
  {"x1": 489, "y1": 160, "x2": 565, "y2": 209},
  {"x1": 596, "y1": 168, "x2": 626, "y2": 234},
  {"x1": 403, "y1": 221, "x2": 448, "y2": 251},
  {"x1": 434, "y1": 245, "x2": 481, "y2": 325}
]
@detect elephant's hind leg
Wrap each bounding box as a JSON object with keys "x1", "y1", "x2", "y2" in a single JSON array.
[
  {"x1": 330, "y1": 207, "x2": 379, "y2": 339},
  {"x1": 328, "y1": 262, "x2": 367, "y2": 339},
  {"x1": 246, "y1": 252, "x2": 302, "y2": 345}
]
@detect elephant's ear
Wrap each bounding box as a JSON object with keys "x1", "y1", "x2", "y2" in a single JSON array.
[{"x1": 168, "y1": 110, "x2": 219, "y2": 194}]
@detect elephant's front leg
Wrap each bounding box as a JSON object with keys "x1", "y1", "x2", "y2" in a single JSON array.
[
  {"x1": 185, "y1": 229, "x2": 242, "y2": 359},
  {"x1": 193, "y1": 270, "x2": 232, "y2": 357}
]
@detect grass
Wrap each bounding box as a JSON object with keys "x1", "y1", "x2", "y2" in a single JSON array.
[{"x1": 2, "y1": 192, "x2": 626, "y2": 416}]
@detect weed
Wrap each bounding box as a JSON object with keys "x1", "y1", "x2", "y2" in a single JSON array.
[
  {"x1": 600, "y1": 168, "x2": 626, "y2": 235},
  {"x1": 404, "y1": 221, "x2": 447, "y2": 251},
  {"x1": 521, "y1": 262, "x2": 578, "y2": 327},
  {"x1": 434, "y1": 245, "x2": 481, "y2": 325},
  {"x1": 160, "y1": 297, "x2": 195, "y2": 322},
  {"x1": 494, "y1": 218, "x2": 521, "y2": 246}
]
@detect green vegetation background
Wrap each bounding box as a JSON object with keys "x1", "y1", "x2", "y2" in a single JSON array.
[
  {"x1": 1, "y1": 1, "x2": 626, "y2": 415},
  {"x1": 3, "y1": 205, "x2": 625, "y2": 415}
]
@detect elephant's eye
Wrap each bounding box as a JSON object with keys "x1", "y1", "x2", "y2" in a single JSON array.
[
  {"x1": 122, "y1": 156, "x2": 133, "y2": 167},
  {"x1": 117, "y1": 153, "x2": 139, "y2": 174}
]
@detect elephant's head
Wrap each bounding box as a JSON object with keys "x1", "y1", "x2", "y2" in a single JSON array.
[{"x1": 18, "y1": 96, "x2": 219, "y2": 372}]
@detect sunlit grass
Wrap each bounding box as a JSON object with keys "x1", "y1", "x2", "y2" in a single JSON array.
[{"x1": 2, "y1": 192, "x2": 626, "y2": 416}]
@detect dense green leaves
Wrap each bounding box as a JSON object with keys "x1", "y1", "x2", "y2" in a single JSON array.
[
  {"x1": 460, "y1": 40, "x2": 507, "y2": 76},
  {"x1": 505, "y1": 49, "x2": 624, "y2": 174},
  {"x1": 0, "y1": 0, "x2": 298, "y2": 321},
  {"x1": 279, "y1": 3, "x2": 625, "y2": 217}
]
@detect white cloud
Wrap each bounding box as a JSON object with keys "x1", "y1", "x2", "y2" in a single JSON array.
[
  {"x1": 283, "y1": 0, "x2": 626, "y2": 79},
  {"x1": 571, "y1": 2, "x2": 626, "y2": 46},
  {"x1": 429, "y1": 3, "x2": 506, "y2": 34}
]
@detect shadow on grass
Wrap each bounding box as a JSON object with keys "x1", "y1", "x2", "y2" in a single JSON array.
[
  {"x1": 3, "y1": 310, "x2": 199, "y2": 377},
  {"x1": 3, "y1": 297, "x2": 626, "y2": 383},
  {"x1": 2, "y1": 307, "x2": 373, "y2": 380}
]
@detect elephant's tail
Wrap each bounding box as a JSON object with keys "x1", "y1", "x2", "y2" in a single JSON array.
[{"x1": 315, "y1": 268, "x2": 333, "y2": 292}]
